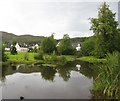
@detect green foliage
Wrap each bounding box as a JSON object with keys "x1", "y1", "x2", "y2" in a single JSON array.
[
  {"x1": 81, "y1": 37, "x2": 95, "y2": 56},
  {"x1": 93, "y1": 52, "x2": 120, "y2": 99},
  {"x1": 2, "y1": 44, "x2": 8, "y2": 62},
  {"x1": 34, "y1": 51, "x2": 44, "y2": 60},
  {"x1": 77, "y1": 56, "x2": 106, "y2": 63},
  {"x1": 12, "y1": 41, "x2": 17, "y2": 46},
  {"x1": 90, "y1": 2, "x2": 119, "y2": 58},
  {"x1": 57, "y1": 56, "x2": 67, "y2": 65},
  {"x1": 115, "y1": 29, "x2": 120, "y2": 52},
  {"x1": 93, "y1": 35, "x2": 107, "y2": 58},
  {"x1": 57, "y1": 34, "x2": 75, "y2": 55},
  {"x1": 40, "y1": 67, "x2": 56, "y2": 81},
  {"x1": 28, "y1": 47, "x2": 34, "y2": 52},
  {"x1": 50, "y1": 51, "x2": 58, "y2": 63},
  {"x1": 43, "y1": 54, "x2": 67, "y2": 65},
  {"x1": 41, "y1": 34, "x2": 57, "y2": 54},
  {"x1": 43, "y1": 55, "x2": 51, "y2": 63},
  {"x1": 33, "y1": 47, "x2": 38, "y2": 53},
  {"x1": 2, "y1": 31, "x2": 44, "y2": 45},
  {"x1": 10, "y1": 45, "x2": 17, "y2": 55}
]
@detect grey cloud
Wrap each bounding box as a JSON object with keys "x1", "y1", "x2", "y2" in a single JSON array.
[{"x1": 0, "y1": 1, "x2": 118, "y2": 39}]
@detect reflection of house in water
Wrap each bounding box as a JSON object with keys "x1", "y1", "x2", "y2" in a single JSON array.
[{"x1": 15, "y1": 43, "x2": 28, "y2": 52}]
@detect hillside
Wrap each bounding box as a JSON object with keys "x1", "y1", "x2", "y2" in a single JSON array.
[
  {"x1": 1, "y1": 31, "x2": 89, "y2": 47},
  {"x1": 1, "y1": 31, "x2": 45, "y2": 44}
]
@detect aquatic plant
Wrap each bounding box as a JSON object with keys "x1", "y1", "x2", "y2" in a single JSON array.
[{"x1": 93, "y1": 52, "x2": 120, "y2": 99}]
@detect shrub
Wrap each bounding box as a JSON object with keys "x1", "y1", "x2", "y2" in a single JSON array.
[
  {"x1": 80, "y1": 37, "x2": 95, "y2": 56},
  {"x1": 57, "y1": 56, "x2": 67, "y2": 65},
  {"x1": 34, "y1": 51, "x2": 44, "y2": 60},
  {"x1": 2, "y1": 44, "x2": 8, "y2": 62},
  {"x1": 10, "y1": 46, "x2": 17, "y2": 55},
  {"x1": 50, "y1": 51, "x2": 57, "y2": 63},
  {"x1": 43, "y1": 55, "x2": 51, "y2": 63}
]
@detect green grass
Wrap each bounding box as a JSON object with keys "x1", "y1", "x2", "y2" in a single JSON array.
[
  {"x1": 77, "y1": 56, "x2": 106, "y2": 63},
  {"x1": 5, "y1": 52, "x2": 106, "y2": 64},
  {"x1": 6, "y1": 52, "x2": 36, "y2": 61},
  {"x1": 92, "y1": 52, "x2": 120, "y2": 99},
  {"x1": 63, "y1": 55, "x2": 76, "y2": 62}
]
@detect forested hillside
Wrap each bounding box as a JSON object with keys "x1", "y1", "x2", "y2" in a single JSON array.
[{"x1": 1, "y1": 31, "x2": 89, "y2": 46}]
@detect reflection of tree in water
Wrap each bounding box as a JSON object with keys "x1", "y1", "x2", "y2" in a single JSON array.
[
  {"x1": 11, "y1": 65, "x2": 17, "y2": 71},
  {"x1": 76, "y1": 61, "x2": 98, "y2": 79},
  {"x1": 40, "y1": 67, "x2": 57, "y2": 82},
  {"x1": 57, "y1": 62, "x2": 75, "y2": 81},
  {"x1": 1, "y1": 61, "x2": 98, "y2": 83},
  {"x1": 1, "y1": 64, "x2": 8, "y2": 82}
]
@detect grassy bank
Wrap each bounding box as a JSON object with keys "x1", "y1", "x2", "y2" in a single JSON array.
[
  {"x1": 5, "y1": 52, "x2": 107, "y2": 64},
  {"x1": 5, "y1": 52, "x2": 74, "y2": 67},
  {"x1": 77, "y1": 56, "x2": 106, "y2": 63}
]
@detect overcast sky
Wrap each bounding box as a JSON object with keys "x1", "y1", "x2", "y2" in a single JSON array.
[{"x1": 0, "y1": 0, "x2": 119, "y2": 39}]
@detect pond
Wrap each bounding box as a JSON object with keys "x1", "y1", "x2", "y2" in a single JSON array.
[{"x1": 1, "y1": 61, "x2": 98, "y2": 99}]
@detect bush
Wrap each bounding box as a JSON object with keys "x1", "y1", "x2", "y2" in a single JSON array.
[
  {"x1": 80, "y1": 37, "x2": 95, "y2": 56},
  {"x1": 57, "y1": 56, "x2": 67, "y2": 65},
  {"x1": 34, "y1": 51, "x2": 44, "y2": 60},
  {"x1": 10, "y1": 46, "x2": 17, "y2": 55},
  {"x1": 2, "y1": 44, "x2": 8, "y2": 62},
  {"x1": 43, "y1": 55, "x2": 51, "y2": 63},
  {"x1": 50, "y1": 51, "x2": 57, "y2": 63},
  {"x1": 49, "y1": 51, "x2": 67, "y2": 65}
]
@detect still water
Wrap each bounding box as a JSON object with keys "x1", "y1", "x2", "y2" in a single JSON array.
[{"x1": 1, "y1": 61, "x2": 97, "y2": 99}]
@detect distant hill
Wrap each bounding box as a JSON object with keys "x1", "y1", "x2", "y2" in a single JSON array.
[{"x1": 1, "y1": 31, "x2": 45, "y2": 44}]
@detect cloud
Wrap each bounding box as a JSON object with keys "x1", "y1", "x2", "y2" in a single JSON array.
[{"x1": 0, "y1": 0, "x2": 118, "y2": 39}]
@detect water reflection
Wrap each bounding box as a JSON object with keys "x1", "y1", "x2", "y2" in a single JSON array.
[
  {"x1": 40, "y1": 67, "x2": 57, "y2": 81},
  {"x1": 1, "y1": 61, "x2": 96, "y2": 82},
  {"x1": 1, "y1": 61, "x2": 97, "y2": 99},
  {"x1": 78, "y1": 61, "x2": 98, "y2": 79}
]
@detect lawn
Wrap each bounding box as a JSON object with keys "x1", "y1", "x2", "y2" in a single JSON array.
[
  {"x1": 63, "y1": 55, "x2": 76, "y2": 62},
  {"x1": 5, "y1": 52, "x2": 106, "y2": 64},
  {"x1": 6, "y1": 52, "x2": 36, "y2": 61},
  {"x1": 77, "y1": 56, "x2": 106, "y2": 63}
]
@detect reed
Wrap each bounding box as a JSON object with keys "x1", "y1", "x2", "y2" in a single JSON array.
[{"x1": 93, "y1": 52, "x2": 120, "y2": 99}]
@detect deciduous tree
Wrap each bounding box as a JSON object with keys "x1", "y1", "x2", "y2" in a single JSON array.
[
  {"x1": 41, "y1": 34, "x2": 57, "y2": 54},
  {"x1": 57, "y1": 34, "x2": 75, "y2": 55},
  {"x1": 90, "y1": 2, "x2": 119, "y2": 57}
]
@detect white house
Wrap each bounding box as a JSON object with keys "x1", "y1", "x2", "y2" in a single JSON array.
[
  {"x1": 15, "y1": 43, "x2": 28, "y2": 52},
  {"x1": 5, "y1": 48, "x2": 10, "y2": 51},
  {"x1": 76, "y1": 44, "x2": 81, "y2": 51},
  {"x1": 32, "y1": 44, "x2": 39, "y2": 49}
]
